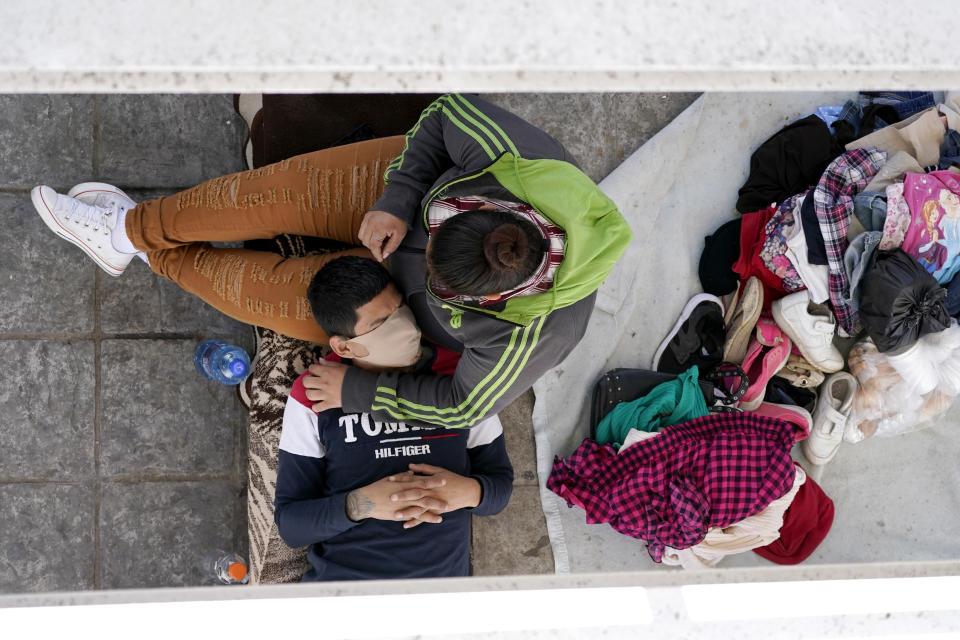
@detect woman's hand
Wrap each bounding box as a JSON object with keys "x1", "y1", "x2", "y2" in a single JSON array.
[
  {"x1": 359, "y1": 210, "x2": 407, "y2": 261},
  {"x1": 302, "y1": 360, "x2": 348, "y2": 412}
]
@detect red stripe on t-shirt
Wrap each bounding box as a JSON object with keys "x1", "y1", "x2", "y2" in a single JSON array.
[{"x1": 288, "y1": 371, "x2": 314, "y2": 413}]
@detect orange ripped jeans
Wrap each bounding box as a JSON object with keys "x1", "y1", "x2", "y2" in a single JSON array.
[{"x1": 125, "y1": 136, "x2": 406, "y2": 343}]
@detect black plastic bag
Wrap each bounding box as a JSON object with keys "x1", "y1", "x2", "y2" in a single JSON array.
[{"x1": 859, "y1": 249, "x2": 950, "y2": 352}]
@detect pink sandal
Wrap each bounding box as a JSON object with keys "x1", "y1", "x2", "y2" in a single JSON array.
[{"x1": 740, "y1": 319, "x2": 793, "y2": 411}]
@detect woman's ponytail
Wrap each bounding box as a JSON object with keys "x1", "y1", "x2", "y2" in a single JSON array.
[
  {"x1": 483, "y1": 223, "x2": 529, "y2": 271},
  {"x1": 428, "y1": 210, "x2": 545, "y2": 296}
]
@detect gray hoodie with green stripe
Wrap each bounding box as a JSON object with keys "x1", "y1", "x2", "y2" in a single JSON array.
[{"x1": 341, "y1": 94, "x2": 631, "y2": 429}]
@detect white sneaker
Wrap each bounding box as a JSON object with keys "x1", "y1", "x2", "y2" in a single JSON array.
[
  {"x1": 772, "y1": 290, "x2": 844, "y2": 373},
  {"x1": 802, "y1": 372, "x2": 857, "y2": 465},
  {"x1": 30, "y1": 185, "x2": 135, "y2": 277}
]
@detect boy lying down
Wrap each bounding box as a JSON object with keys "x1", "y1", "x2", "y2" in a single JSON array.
[{"x1": 275, "y1": 256, "x2": 513, "y2": 581}]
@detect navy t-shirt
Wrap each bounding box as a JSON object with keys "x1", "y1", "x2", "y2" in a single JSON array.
[{"x1": 274, "y1": 353, "x2": 513, "y2": 581}]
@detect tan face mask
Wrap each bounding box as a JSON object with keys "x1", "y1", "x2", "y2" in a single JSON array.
[{"x1": 346, "y1": 304, "x2": 422, "y2": 368}]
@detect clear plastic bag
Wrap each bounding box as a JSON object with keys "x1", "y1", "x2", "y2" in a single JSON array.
[{"x1": 846, "y1": 322, "x2": 960, "y2": 441}]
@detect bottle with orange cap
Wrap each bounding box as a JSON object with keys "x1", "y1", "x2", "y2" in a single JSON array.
[{"x1": 212, "y1": 551, "x2": 249, "y2": 585}]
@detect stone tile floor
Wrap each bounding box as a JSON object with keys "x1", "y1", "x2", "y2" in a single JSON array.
[{"x1": 0, "y1": 92, "x2": 696, "y2": 592}]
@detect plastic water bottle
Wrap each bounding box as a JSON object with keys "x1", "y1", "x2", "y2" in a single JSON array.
[
  {"x1": 209, "y1": 551, "x2": 249, "y2": 585},
  {"x1": 194, "y1": 340, "x2": 251, "y2": 385}
]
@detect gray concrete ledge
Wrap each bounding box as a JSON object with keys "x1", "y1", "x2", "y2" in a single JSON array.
[
  {"x1": 4, "y1": 560, "x2": 960, "y2": 606},
  {"x1": 2, "y1": 0, "x2": 959, "y2": 93},
  {"x1": 3, "y1": 564, "x2": 960, "y2": 640},
  {"x1": 5, "y1": 69, "x2": 960, "y2": 94}
]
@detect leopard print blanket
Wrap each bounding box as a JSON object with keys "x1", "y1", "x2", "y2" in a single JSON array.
[{"x1": 246, "y1": 328, "x2": 320, "y2": 583}]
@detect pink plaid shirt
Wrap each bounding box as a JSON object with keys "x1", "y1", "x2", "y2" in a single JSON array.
[
  {"x1": 427, "y1": 196, "x2": 566, "y2": 306},
  {"x1": 548, "y1": 412, "x2": 797, "y2": 562}
]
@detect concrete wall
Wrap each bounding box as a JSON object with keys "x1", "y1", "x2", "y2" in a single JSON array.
[{"x1": 2, "y1": 0, "x2": 959, "y2": 93}]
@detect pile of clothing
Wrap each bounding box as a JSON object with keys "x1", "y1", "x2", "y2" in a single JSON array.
[
  {"x1": 548, "y1": 91, "x2": 960, "y2": 569},
  {"x1": 548, "y1": 409, "x2": 834, "y2": 568},
  {"x1": 703, "y1": 90, "x2": 960, "y2": 448}
]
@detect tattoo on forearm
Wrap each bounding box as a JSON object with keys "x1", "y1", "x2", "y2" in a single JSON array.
[{"x1": 346, "y1": 490, "x2": 376, "y2": 521}]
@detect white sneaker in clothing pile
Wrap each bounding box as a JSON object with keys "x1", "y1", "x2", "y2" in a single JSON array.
[
  {"x1": 771, "y1": 290, "x2": 844, "y2": 373},
  {"x1": 803, "y1": 371, "x2": 858, "y2": 466},
  {"x1": 30, "y1": 184, "x2": 135, "y2": 277}
]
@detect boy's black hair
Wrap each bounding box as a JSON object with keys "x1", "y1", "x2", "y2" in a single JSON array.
[{"x1": 306, "y1": 256, "x2": 392, "y2": 338}]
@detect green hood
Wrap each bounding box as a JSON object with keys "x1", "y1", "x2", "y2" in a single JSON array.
[{"x1": 435, "y1": 153, "x2": 632, "y2": 326}]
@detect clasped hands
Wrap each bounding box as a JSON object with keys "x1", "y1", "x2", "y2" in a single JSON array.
[{"x1": 345, "y1": 463, "x2": 482, "y2": 530}]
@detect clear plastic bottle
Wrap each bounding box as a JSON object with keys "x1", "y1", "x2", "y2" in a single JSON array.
[
  {"x1": 194, "y1": 340, "x2": 251, "y2": 385},
  {"x1": 210, "y1": 551, "x2": 249, "y2": 585}
]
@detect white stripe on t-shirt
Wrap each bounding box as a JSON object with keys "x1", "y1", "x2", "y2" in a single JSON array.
[
  {"x1": 466, "y1": 414, "x2": 503, "y2": 448},
  {"x1": 279, "y1": 396, "x2": 326, "y2": 459}
]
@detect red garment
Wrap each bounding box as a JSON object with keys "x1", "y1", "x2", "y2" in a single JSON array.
[
  {"x1": 732, "y1": 205, "x2": 789, "y2": 306},
  {"x1": 753, "y1": 464, "x2": 834, "y2": 564}
]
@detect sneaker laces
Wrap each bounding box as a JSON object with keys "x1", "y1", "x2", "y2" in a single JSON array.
[{"x1": 63, "y1": 197, "x2": 115, "y2": 233}]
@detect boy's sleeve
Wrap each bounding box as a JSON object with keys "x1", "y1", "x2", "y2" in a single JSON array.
[
  {"x1": 274, "y1": 378, "x2": 361, "y2": 548},
  {"x1": 464, "y1": 415, "x2": 513, "y2": 516},
  {"x1": 372, "y1": 93, "x2": 576, "y2": 227},
  {"x1": 342, "y1": 294, "x2": 593, "y2": 429}
]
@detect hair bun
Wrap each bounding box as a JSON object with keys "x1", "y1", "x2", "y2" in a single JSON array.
[{"x1": 483, "y1": 223, "x2": 528, "y2": 271}]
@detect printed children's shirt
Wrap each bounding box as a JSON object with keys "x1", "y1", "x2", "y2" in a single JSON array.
[
  {"x1": 274, "y1": 350, "x2": 513, "y2": 582},
  {"x1": 760, "y1": 193, "x2": 807, "y2": 293},
  {"x1": 900, "y1": 171, "x2": 960, "y2": 283}
]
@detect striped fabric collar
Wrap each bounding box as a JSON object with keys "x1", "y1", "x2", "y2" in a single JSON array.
[{"x1": 427, "y1": 196, "x2": 566, "y2": 306}]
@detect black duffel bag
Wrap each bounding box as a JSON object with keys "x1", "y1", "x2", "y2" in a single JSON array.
[
  {"x1": 589, "y1": 364, "x2": 747, "y2": 438},
  {"x1": 859, "y1": 249, "x2": 950, "y2": 352}
]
